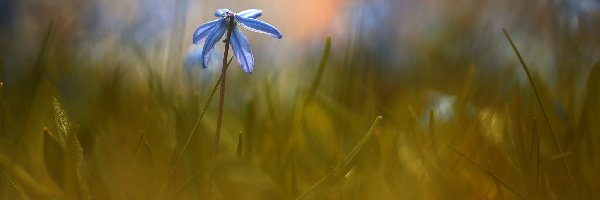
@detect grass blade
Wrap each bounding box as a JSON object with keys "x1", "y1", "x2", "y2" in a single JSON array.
[
  {"x1": 236, "y1": 133, "x2": 243, "y2": 158},
  {"x1": 22, "y1": 20, "x2": 55, "y2": 132},
  {"x1": 502, "y1": 29, "x2": 578, "y2": 195},
  {"x1": 488, "y1": 160, "x2": 505, "y2": 200},
  {"x1": 156, "y1": 57, "x2": 233, "y2": 200},
  {"x1": 2, "y1": 168, "x2": 31, "y2": 200},
  {"x1": 43, "y1": 128, "x2": 65, "y2": 190},
  {"x1": 296, "y1": 116, "x2": 382, "y2": 200},
  {"x1": 305, "y1": 36, "x2": 332, "y2": 104},
  {"x1": 446, "y1": 143, "x2": 524, "y2": 199}
]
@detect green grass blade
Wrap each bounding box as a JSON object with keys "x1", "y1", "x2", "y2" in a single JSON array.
[{"x1": 305, "y1": 36, "x2": 332, "y2": 104}]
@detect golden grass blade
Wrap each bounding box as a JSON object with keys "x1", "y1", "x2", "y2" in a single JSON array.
[
  {"x1": 488, "y1": 160, "x2": 505, "y2": 200},
  {"x1": 64, "y1": 130, "x2": 91, "y2": 200},
  {"x1": 2, "y1": 163, "x2": 31, "y2": 200},
  {"x1": 51, "y1": 97, "x2": 91, "y2": 199},
  {"x1": 43, "y1": 128, "x2": 65, "y2": 190},
  {"x1": 296, "y1": 116, "x2": 382, "y2": 200},
  {"x1": 236, "y1": 133, "x2": 243, "y2": 158},
  {"x1": 52, "y1": 98, "x2": 70, "y2": 146},
  {"x1": 446, "y1": 143, "x2": 524, "y2": 199}
]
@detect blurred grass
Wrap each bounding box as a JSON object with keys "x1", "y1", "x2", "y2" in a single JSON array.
[{"x1": 1, "y1": 2, "x2": 600, "y2": 200}]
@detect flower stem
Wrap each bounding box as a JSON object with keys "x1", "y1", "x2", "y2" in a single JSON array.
[{"x1": 215, "y1": 16, "x2": 235, "y2": 157}]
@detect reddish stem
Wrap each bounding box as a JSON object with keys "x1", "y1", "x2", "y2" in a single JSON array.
[{"x1": 215, "y1": 16, "x2": 235, "y2": 157}]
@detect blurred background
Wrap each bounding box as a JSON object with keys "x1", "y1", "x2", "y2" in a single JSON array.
[{"x1": 1, "y1": 0, "x2": 600, "y2": 199}]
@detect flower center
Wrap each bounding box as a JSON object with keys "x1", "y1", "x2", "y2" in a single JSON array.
[{"x1": 226, "y1": 12, "x2": 235, "y2": 17}]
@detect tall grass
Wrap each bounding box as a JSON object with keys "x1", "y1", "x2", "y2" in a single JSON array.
[{"x1": 1, "y1": 1, "x2": 600, "y2": 200}]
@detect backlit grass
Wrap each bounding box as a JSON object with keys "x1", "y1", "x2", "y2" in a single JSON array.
[{"x1": 1, "y1": 2, "x2": 599, "y2": 199}]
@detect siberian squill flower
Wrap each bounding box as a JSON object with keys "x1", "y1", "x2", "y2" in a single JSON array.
[{"x1": 193, "y1": 8, "x2": 282, "y2": 73}]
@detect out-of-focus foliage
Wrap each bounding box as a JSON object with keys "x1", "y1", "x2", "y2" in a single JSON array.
[{"x1": 1, "y1": 0, "x2": 599, "y2": 199}]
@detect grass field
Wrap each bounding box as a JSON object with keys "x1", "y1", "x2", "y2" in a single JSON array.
[{"x1": 1, "y1": 0, "x2": 599, "y2": 199}]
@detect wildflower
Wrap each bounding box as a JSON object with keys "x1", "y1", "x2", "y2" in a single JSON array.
[{"x1": 193, "y1": 8, "x2": 282, "y2": 73}]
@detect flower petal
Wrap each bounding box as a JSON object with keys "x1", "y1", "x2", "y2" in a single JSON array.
[
  {"x1": 193, "y1": 19, "x2": 221, "y2": 44},
  {"x1": 237, "y1": 9, "x2": 262, "y2": 19},
  {"x1": 235, "y1": 16, "x2": 282, "y2": 39},
  {"x1": 229, "y1": 27, "x2": 254, "y2": 73},
  {"x1": 201, "y1": 18, "x2": 228, "y2": 68},
  {"x1": 214, "y1": 9, "x2": 230, "y2": 17}
]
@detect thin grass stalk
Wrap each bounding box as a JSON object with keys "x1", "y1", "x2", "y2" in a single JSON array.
[
  {"x1": 282, "y1": 36, "x2": 333, "y2": 167},
  {"x1": 2, "y1": 169, "x2": 30, "y2": 200},
  {"x1": 296, "y1": 116, "x2": 382, "y2": 200},
  {"x1": 535, "y1": 119, "x2": 541, "y2": 199},
  {"x1": 236, "y1": 133, "x2": 243, "y2": 157},
  {"x1": 428, "y1": 110, "x2": 437, "y2": 153},
  {"x1": 156, "y1": 57, "x2": 233, "y2": 200},
  {"x1": 304, "y1": 36, "x2": 331, "y2": 104},
  {"x1": 171, "y1": 167, "x2": 207, "y2": 199},
  {"x1": 446, "y1": 143, "x2": 524, "y2": 199},
  {"x1": 502, "y1": 29, "x2": 578, "y2": 195},
  {"x1": 22, "y1": 20, "x2": 55, "y2": 135},
  {"x1": 488, "y1": 160, "x2": 505, "y2": 200}
]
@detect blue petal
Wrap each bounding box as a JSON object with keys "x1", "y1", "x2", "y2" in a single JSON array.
[
  {"x1": 214, "y1": 8, "x2": 230, "y2": 17},
  {"x1": 201, "y1": 18, "x2": 228, "y2": 68},
  {"x1": 229, "y1": 27, "x2": 254, "y2": 73},
  {"x1": 237, "y1": 9, "x2": 262, "y2": 19},
  {"x1": 235, "y1": 16, "x2": 282, "y2": 39},
  {"x1": 193, "y1": 19, "x2": 221, "y2": 44}
]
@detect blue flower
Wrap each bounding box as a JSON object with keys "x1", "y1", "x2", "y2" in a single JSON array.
[{"x1": 193, "y1": 9, "x2": 282, "y2": 73}]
